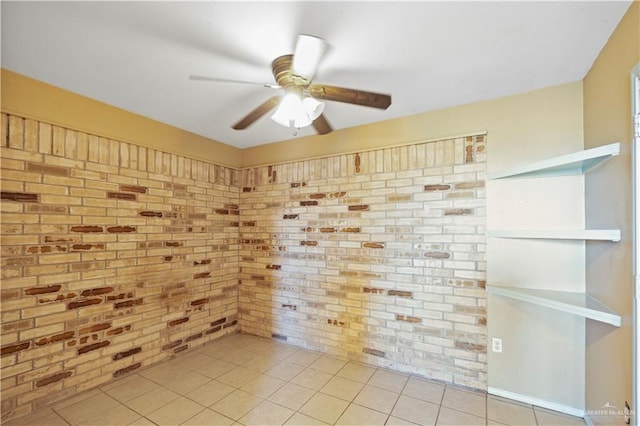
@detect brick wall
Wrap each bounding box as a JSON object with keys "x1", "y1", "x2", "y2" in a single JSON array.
[
  {"x1": 238, "y1": 135, "x2": 487, "y2": 389},
  {"x1": 0, "y1": 110, "x2": 487, "y2": 421},
  {"x1": 0, "y1": 113, "x2": 240, "y2": 421}
]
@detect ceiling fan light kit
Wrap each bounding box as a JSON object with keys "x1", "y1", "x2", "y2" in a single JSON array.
[{"x1": 191, "y1": 34, "x2": 392, "y2": 135}]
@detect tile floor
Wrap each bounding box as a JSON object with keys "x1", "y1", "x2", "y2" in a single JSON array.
[{"x1": 7, "y1": 333, "x2": 586, "y2": 426}]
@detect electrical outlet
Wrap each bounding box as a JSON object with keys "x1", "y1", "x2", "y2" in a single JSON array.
[{"x1": 492, "y1": 338, "x2": 503, "y2": 353}]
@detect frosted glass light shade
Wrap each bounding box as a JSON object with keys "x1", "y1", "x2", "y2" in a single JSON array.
[
  {"x1": 271, "y1": 93, "x2": 312, "y2": 128},
  {"x1": 303, "y1": 97, "x2": 324, "y2": 120}
]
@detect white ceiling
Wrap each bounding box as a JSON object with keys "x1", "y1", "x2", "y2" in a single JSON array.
[{"x1": 1, "y1": 1, "x2": 632, "y2": 148}]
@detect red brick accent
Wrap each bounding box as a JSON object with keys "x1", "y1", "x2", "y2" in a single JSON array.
[
  {"x1": 113, "y1": 347, "x2": 142, "y2": 360},
  {"x1": 81, "y1": 287, "x2": 114, "y2": 297},
  {"x1": 77, "y1": 340, "x2": 110, "y2": 354},
  {"x1": 168, "y1": 317, "x2": 189, "y2": 327},
  {"x1": 348, "y1": 205, "x2": 369, "y2": 211},
  {"x1": 67, "y1": 298, "x2": 102, "y2": 309},
  {"x1": 106, "y1": 226, "x2": 136, "y2": 233},
  {"x1": 79, "y1": 323, "x2": 112, "y2": 335},
  {"x1": 362, "y1": 242, "x2": 385, "y2": 249},
  {"x1": 119, "y1": 184, "x2": 147, "y2": 193},
  {"x1": 1, "y1": 342, "x2": 30, "y2": 356},
  {"x1": 140, "y1": 211, "x2": 163, "y2": 217},
  {"x1": 107, "y1": 192, "x2": 137, "y2": 200},
  {"x1": 1, "y1": 192, "x2": 39, "y2": 202},
  {"x1": 388, "y1": 290, "x2": 413, "y2": 298},
  {"x1": 424, "y1": 184, "x2": 451, "y2": 191},
  {"x1": 25, "y1": 285, "x2": 62, "y2": 295},
  {"x1": 35, "y1": 331, "x2": 75, "y2": 346},
  {"x1": 35, "y1": 371, "x2": 72, "y2": 387},
  {"x1": 363, "y1": 347, "x2": 385, "y2": 357},
  {"x1": 113, "y1": 362, "x2": 141, "y2": 378},
  {"x1": 71, "y1": 225, "x2": 103, "y2": 233},
  {"x1": 113, "y1": 299, "x2": 142, "y2": 309}
]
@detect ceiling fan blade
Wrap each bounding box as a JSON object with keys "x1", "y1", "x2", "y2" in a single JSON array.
[
  {"x1": 232, "y1": 96, "x2": 282, "y2": 130},
  {"x1": 312, "y1": 114, "x2": 332, "y2": 135},
  {"x1": 308, "y1": 84, "x2": 391, "y2": 110},
  {"x1": 292, "y1": 35, "x2": 327, "y2": 81},
  {"x1": 189, "y1": 75, "x2": 280, "y2": 89}
]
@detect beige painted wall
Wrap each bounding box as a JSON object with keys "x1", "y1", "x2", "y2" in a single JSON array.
[
  {"x1": 0, "y1": 69, "x2": 242, "y2": 168},
  {"x1": 583, "y1": 2, "x2": 639, "y2": 423}
]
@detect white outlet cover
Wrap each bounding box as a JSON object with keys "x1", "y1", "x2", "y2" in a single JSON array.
[{"x1": 492, "y1": 338, "x2": 503, "y2": 353}]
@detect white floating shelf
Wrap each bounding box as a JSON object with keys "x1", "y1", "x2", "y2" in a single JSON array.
[
  {"x1": 487, "y1": 286, "x2": 621, "y2": 327},
  {"x1": 488, "y1": 142, "x2": 620, "y2": 180},
  {"x1": 487, "y1": 229, "x2": 621, "y2": 242}
]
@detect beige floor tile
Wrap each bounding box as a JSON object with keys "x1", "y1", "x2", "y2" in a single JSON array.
[
  {"x1": 353, "y1": 384, "x2": 400, "y2": 414},
  {"x1": 442, "y1": 386, "x2": 486, "y2": 417},
  {"x1": 264, "y1": 345, "x2": 298, "y2": 361},
  {"x1": 164, "y1": 370, "x2": 212, "y2": 395},
  {"x1": 99, "y1": 374, "x2": 139, "y2": 392},
  {"x1": 391, "y1": 395, "x2": 440, "y2": 426},
  {"x1": 195, "y1": 359, "x2": 237, "y2": 379},
  {"x1": 185, "y1": 379, "x2": 236, "y2": 407},
  {"x1": 284, "y1": 350, "x2": 322, "y2": 367},
  {"x1": 125, "y1": 387, "x2": 180, "y2": 416},
  {"x1": 217, "y1": 348, "x2": 260, "y2": 366},
  {"x1": 534, "y1": 407, "x2": 586, "y2": 425},
  {"x1": 146, "y1": 396, "x2": 205, "y2": 426},
  {"x1": 103, "y1": 375, "x2": 162, "y2": 403},
  {"x1": 197, "y1": 342, "x2": 235, "y2": 358},
  {"x1": 128, "y1": 417, "x2": 157, "y2": 426},
  {"x1": 436, "y1": 407, "x2": 485, "y2": 425},
  {"x1": 284, "y1": 412, "x2": 330, "y2": 426},
  {"x1": 402, "y1": 377, "x2": 445, "y2": 404},
  {"x1": 239, "y1": 400, "x2": 295, "y2": 426},
  {"x1": 170, "y1": 352, "x2": 216, "y2": 371},
  {"x1": 309, "y1": 355, "x2": 348, "y2": 375},
  {"x1": 52, "y1": 389, "x2": 103, "y2": 410},
  {"x1": 290, "y1": 368, "x2": 333, "y2": 391},
  {"x1": 55, "y1": 392, "x2": 120, "y2": 425},
  {"x1": 217, "y1": 366, "x2": 261, "y2": 388},
  {"x1": 299, "y1": 392, "x2": 350, "y2": 424},
  {"x1": 367, "y1": 369, "x2": 409, "y2": 393},
  {"x1": 10, "y1": 333, "x2": 592, "y2": 426},
  {"x1": 488, "y1": 397, "x2": 536, "y2": 426},
  {"x1": 4, "y1": 408, "x2": 57, "y2": 426},
  {"x1": 386, "y1": 416, "x2": 421, "y2": 426},
  {"x1": 267, "y1": 383, "x2": 316, "y2": 411},
  {"x1": 77, "y1": 403, "x2": 140, "y2": 426},
  {"x1": 242, "y1": 355, "x2": 283, "y2": 373},
  {"x1": 210, "y1": 389, "x2": 263, "y2": 420},
  {"x1": 181, "y1": 408, "x2": 235, "y2": 426},
  {"x1": 139, "y1": 362, "x2": 189, "y2": 382},
  {"x1": 244, "y1": 340, "x2": 280, "y2": 354},
  {"x1": 22, "y1": 412, "x2": 69, "y2": 426},
  {"x1": 265, "y1": 361, "x2": 306, "y2": 381},
  {"x1": 320, "y1": 376, "x2": 364, "y2": 401},
  {"x1": 240, "y1": 374, "x2": 286, "y2": 398},
  {"x1": 335, "y1": 403, "x2": 388, "y2": 425},
  {"x1": 337, "y1": 362, "x2": 377, "y2": 383}
]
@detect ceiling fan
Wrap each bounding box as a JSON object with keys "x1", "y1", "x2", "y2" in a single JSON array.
[{"x1": 189, "y1": 35, "x2": 392, "y2": 135}]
